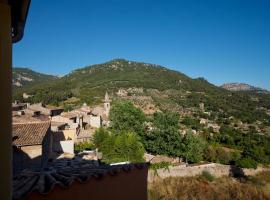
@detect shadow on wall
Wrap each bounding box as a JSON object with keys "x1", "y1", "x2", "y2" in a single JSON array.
[
  {"x1": 52, "y1": 131, "x2": 74, "y2": 154},
  {"x1": 12, "y1": 146, "x2": 42, "y2": 175}
]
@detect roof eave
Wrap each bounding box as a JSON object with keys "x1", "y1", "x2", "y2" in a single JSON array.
[{"x1": 8, "y1": 0, "x2": 31, "y2": 43}]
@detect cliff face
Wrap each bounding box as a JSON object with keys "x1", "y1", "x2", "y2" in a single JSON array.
[{"x1": 13, "y1": 68, "x2": 58, "y2": 88}]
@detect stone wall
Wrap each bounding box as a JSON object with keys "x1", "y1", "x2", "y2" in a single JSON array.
[{"x1": 148, "y1": 163, "x2": 270, "y2": 182}]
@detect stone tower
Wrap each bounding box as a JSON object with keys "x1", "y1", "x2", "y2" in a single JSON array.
[
  {"x1": 104, "y1": 92, "x2": 111, "y2": 117},
  {"x1": 199, "y1": 103, "x2": 205, "y2": 112}
]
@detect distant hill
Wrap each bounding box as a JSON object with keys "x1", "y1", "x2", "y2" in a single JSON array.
[
  {"x1": 13, "y1": 68, "x2": 58, "y2": 88},
  {"x1": 221, "y1": 83, "x2": 268, "y2": 93},
  {"x1": 12, "y1": 59, "x2": 270, "y2": 124}
]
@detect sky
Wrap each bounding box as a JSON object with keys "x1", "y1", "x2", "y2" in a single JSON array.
[{"x1": 13, "y1": 0, "x2": 270, "y2": 90}]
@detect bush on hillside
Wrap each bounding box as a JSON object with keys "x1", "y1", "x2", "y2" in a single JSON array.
[
  {"x1": 201, "y1": 170, "x2": 215, "y2": 182},
  {"x1": 236, "y1": 157, "x2": 258, "y2": 169}
]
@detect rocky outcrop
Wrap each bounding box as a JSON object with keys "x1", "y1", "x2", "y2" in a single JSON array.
[{"x1": 221, "y1": 83, "x2": 260, "y2": 91}]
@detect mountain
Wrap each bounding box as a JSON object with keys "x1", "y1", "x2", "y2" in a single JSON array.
[
  {"x1": 221, "y1": 83, "x2": 268, "y2": 93},
  {"x1": 13, "y1": 68, "x2": 58, "y2": 88},
  {"x1": 12, "y1": 59, "x2": 270, "y2": 125}
]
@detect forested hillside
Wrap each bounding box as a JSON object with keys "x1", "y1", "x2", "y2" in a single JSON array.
[{"x1": 13, "y1": 59, "x2": 270, "y2": 126}]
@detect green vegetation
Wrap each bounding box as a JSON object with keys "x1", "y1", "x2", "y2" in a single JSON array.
[
  {"x1": 93, "y1": 128, "x2": 145, "y2": 164},
  {"x1": 13, "y1": 59, "x2": 270, "y2": 168},
  {"x1": 74, "y1": 141, "x2": 95, "y2": 152},
  {"x1": 13, "y1": 68, "x2": 58, "y2": 89},
  {"x1": 12, "y1": 59, "x2": 270, "y2": 126},
  {"x1": 236, "y1": 157, "x2": 258, "y2": 169},
  {"x1": 107, "y1": 100, "x2": 270, "y2": 167},
  {"x1": 150, "y1": 162, "x2": 171, "y2": 171},
  {"x1": 182, "y1": 132, "x2": 207, "y2": 163},
  {"x1": 109, "y1": 101, "x2": 146, "y2": 135},
  {"x1": 143, "y1": 111, "x2": 182, "y2": 157},
  {"x1": 203, "y1": 146, "x2": 241, "y2": 165},
  {"x1": 201, "y1": 170, "x2": 216, "y2": 182}
]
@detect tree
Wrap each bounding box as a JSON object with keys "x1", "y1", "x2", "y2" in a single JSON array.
[
  {"x1": 93, "y1": 128, "x2": 110, "y2": 149},
  {"x1": 92, "y1": 128, "x2": 145, "y2": 164},
  {"x1": 182, "y1": 131, "x2": 207, "y2": 163},
  {"x1": 109, "y1": 101, "x2": 146, "y2": 135},
  {"x1": 144, "y1": 111, "x2": 182, "y2": 157}
]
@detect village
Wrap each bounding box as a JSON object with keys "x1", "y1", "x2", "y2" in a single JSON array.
[
  {"x1": 11, "y1": 89, "x2": 270, "y2": 200},
  {"x1": 12, "y1": 92, "x2": 112, "y2": 174},
  {"x1": 12, "y1": 87, "x2": 260, "y2": 175}
]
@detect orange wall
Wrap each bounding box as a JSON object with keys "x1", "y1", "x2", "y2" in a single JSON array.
[{"x1": 28, "y1": 167, "x2": 148, "y2": 200}]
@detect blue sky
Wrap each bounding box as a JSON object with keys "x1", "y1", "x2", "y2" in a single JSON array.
[{"x1": 13, "y1": 0, "x2": 270, "y2": 89}]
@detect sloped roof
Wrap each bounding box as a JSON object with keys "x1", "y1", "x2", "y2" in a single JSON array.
[
  {"x1": 12, "y1": 121, "x2": 51, "y2": 146},
  {"x1": 13, "y1": 114, "x2": 50, "y2": 124},
  {"x1": 51, "y1": 121, "x2": 67, "y2": 128},
  {"x1": 91, "y1": 106, "x2": 104, "y2": 116},
  {"x1": 13, "y1": 159, "x2": 148, "y2": 200},
  {"x1": 61, "y1": 112, "x2": 78, "y2": 119}
]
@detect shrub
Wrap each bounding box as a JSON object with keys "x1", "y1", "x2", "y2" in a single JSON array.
[
  {"x1": 204, "y1": 146, "x2": 217, "y2": 162},
  {"x1": 204, "y1": 146, "x2": 241, "y2": 165},
  {"x1": 201, "y1": 170, "x2": 215, "y2": 182},
  {"x1": 216, "y1": 148, "x2": 231, "y2": 164},
  {"x1": 150, "y1": 162, "x2": 171, "y2": 171},
  {"x1": 236, "y1": 157, "x2": 258, "y2": 169},
  {"x1": 74, "y1": 141, "x2": 95, "y2": 152}
]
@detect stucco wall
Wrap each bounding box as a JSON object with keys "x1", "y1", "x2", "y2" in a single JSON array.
[
  {"x1": 53, "y1": 140, "x2": 74, "y2": 154},
  {"x1": 90, "y1": 116, "x2": 101, "y2": 128},
  {"x1": 63, "y1": 129, "x2": 76, "y2": 140}
]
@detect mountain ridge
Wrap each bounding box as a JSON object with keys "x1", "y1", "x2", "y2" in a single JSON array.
[
  {"x1": 13, "y1": 59, "x2": 269, "y2": 92},
  {"x1": 12, "y1": 59, "x2": 270, "y2": 125}
]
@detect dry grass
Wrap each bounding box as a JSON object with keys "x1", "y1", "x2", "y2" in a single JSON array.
[{"x1": 148, "y1": 171, "x2": 270, "y2": 200}]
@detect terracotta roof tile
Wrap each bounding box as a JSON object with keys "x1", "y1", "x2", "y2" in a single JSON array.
[
  {"x1": 61, "y1": 112, "x2": 78, "y2": 119},
  {"x1": 13, "y1": 160, "x2": 148, "y2": 200},
  {"x1": 12, "y1": 121, "x2": 51, "y2": 146}
]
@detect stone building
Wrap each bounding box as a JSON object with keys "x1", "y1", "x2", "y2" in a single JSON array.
[
  {"x1": 12, "y1": 121, "x2": 52, "y2": 175},
  {"x1": 199, "y1": 102, "x2": 205, "y2": 112}
]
